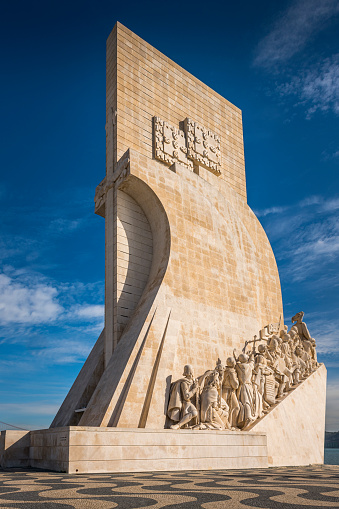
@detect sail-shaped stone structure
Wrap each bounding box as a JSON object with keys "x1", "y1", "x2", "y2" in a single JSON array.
[{"x1": 0, "y1": 22, "x2": 326, "y2": 473}]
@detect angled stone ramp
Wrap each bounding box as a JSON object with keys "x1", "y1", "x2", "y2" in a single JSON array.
[
  {"x1": 78, "y1": 305, "x2": 172, "y2": 427},
  {"x1": 249, "y1": 363, "x2": 327, "y2": 466},
  {"x1": 50, "y1": 329, "x2": 105, "y2": 428}
]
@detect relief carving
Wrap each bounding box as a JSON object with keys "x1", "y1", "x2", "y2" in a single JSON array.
[
  {"x1": 166, "y1": 312, "x2": 319, "y2": 431},
  {"x1": 153, "y1": 116, "x2": 221, "y2": 175},
  {"x1": 94, "y1": 152, "x2": 130, "y2": 215},
  {"x1": 184, "y1": 118, "x2": 221, "y2": 175},
  {"x1": 153, "y1": 117, "x2": 193, "y2": 169}
]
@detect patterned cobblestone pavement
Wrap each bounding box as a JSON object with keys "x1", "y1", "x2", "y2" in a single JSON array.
[{"x1": 0, "y1": 465, "x2": 339, "y2": 508}]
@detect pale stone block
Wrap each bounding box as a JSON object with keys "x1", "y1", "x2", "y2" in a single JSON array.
[
  {"x1": 26, "y1": 427, "x2": 268, "y2": 473},
  {"x1": 0, "y1": 430, "x2": 30, "y2": 468},
  {"x1": 252, "y1": 364, "x2": 327, "y2": 466}
]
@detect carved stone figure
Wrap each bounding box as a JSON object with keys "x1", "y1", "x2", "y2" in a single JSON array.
[
  {"x1": 252, "y1": 354, "x2": 274, "y2": 417},
  {"x1": 235, "y1": 352, "x2": 255, "y2": 428},
  {"x1": 168, "y1": 365, "x2": 199, "y2": 429},
  {"x1": 200, "y1": 370, "x2": 220, "y2": 423},
  {"x1": 222, "y1": 357, "x2": 239, "y2": 427},
  {"x1": 268, "y1": 338, "x2": 292, "y2": 397},
  {"x1": 200, "y1": 370, "x2": 230, "y2": 429},
  {"x1": 292, "y1": 312, "x2": 318, "y2": 365},
  {"x1": 166, "y1": 312, "x2": 320, "y2": 431}
]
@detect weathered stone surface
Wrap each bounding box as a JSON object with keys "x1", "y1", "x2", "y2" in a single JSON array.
[
  {"x1": 251, "y1": 363, "x2": 327, "y2": 466},
  {"x1": 0, "y1": 430, "x2": 30, "y2": 468},
  {"x1": 29, "y1": 427, "x2": 268, "y2": 473}
]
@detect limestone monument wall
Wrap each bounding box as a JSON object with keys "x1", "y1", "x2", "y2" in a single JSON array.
[
  {"x1": 52, "y1": 23, "x2": 284, "y2": 431},
  {"x1": 35, "y1": 22, "x2": 327, "y2": 472}
]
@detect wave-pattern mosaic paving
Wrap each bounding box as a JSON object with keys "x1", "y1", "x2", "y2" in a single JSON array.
[{"x1": 0, "y1": 466, "x2": 338, "y2": 508}]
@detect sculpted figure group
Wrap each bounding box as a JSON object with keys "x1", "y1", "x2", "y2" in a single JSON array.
[{"x1": 167, "y1": 312, "x2": 319, "y2": 431}]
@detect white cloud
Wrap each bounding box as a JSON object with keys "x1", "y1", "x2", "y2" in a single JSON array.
[
  {"x1": 254, "y1": 206, "x2": 288, "y2": 217},
  {"x1": 305, "y1": 317, "x2": 339, "y2": 355},
  {"x1": 323, "y1": 197, "x2": 339, "y2": 212},
  {"x1": 299, "y1": 236, "x2": 339, "y2": 256},
  {"x1": 0, "y1": 273, "x2": 63, "y2": 324},
  {"x1": 299, "y1": 195, "x2": 323, "y2": 207},
  {"x1": 278, "y1": 55, "x2": 339, "y2": 117},
  {"x1": 254, "y1": 0, "x2": 339, "y2": 68},
  {"x1": 255, "y1": 195, "x2": 337, "y2": 218},
  {"x1": 255, "y1": 194, "x2": 339, "y2": 283},
  {"x1": 72, "y1": 304, "x2": 104, "y2": 319},
  {"x1": 48, "y1": 217, "x2": 82, "y2": 234},
  {"x1": 282, "y1": 232, "x2": 339, "y2": 283},
  {"x1": 32, "y1": 339, "x2": 92, "y2": 364},
  {"x1": 253, "y1": 0, "x2": 339, "y2": 119},
  {"x1": 0, "y1": 269, "x2": 104, "y2": 366}
]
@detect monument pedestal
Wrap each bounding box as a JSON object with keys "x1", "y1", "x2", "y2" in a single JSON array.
[
  {"x1": 1, "y1": 365, "x2": 326, "y2": 473},
  {"x1": 30, "y1": 427, "x2": 268, "y2": 473}
]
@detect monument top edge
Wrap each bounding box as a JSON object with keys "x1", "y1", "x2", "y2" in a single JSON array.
[{"x1": 109, "y1": 21, "x2": 242, "y2": 115}]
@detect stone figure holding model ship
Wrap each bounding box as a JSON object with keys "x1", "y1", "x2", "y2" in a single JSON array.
[{"x1": 167, "y1": 312, "x2": 320, "y2": 430}]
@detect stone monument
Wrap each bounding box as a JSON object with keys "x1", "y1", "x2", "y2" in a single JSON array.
[{"x1": 0, "y1": 22, "x2": 326, "y2": 473}]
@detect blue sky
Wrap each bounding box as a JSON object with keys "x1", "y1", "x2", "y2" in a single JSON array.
[{"x1": 1, "y1": 0, "x2": 338, "y2": 431}]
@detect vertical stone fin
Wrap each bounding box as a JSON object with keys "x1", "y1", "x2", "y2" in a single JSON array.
[
  {"x1": 108, "y1": 308, "x2": 157, "y2": 427},
  {"x1": 138, "y1": 309, "x2": 171, "y2": 428}
]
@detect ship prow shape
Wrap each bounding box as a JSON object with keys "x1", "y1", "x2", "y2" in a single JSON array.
[
  {"x1": 1, "y1": 23, "x2": 327, "y2": 475},
  {"x1": 165, "y1": 312, "x2": 326, "y2": 467},
  {"x1": 248, "y1": 364, "x2": 326, "y2": 466}
]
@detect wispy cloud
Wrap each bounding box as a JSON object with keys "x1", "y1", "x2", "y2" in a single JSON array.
[
  {"x1": 0, "y1": 267, "x2": 104, "y2": 327},
  {"x1": 255, "y1": 194, "x2": 339, "y2": 282},
  {"x1": 254, "y1": 0, "x2": 339, "y2": 68},
  {"x1": 257, "y1": 194, "x2": 339, "y2": 390},
  {"x1": 72, "y1": 304, "x2": 104, "y2": 319},
  {"x1": 323, "y1": 197, "x2": 339, "y2": 211},
  {"x1": 0, "y1": 266, "x2": 104, "y2": 367},
  {"x1": 254, "y1": 206, "x2": 288, "y2": 217},
  {"x1": 277, "y1": 54, "x2": 339, "y2": 117},
  {"x1": 48, "y1": 217, "x2": 83, "y2": 234},
  {"x1": 31, "y1": 339, "x2": 93, "y2": 364},
  {"x1": 253, "y1": 0, "x2": 339, "y2": 119},
  {"x1": 255, "y1": 194, "x2": 339, "y2": 218},
  {"x1": 0, "y1": 273, "x2": 62, "y2": 324}
]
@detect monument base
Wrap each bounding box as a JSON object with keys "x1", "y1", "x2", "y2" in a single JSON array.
[
  {"x1": 2, "y1": 427, "x2": 268, "y2": 473},
  {"x1": 1, "y1": 366, "x2": 326, "y2": 473}
]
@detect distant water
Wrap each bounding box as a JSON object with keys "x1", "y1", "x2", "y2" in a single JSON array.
[{"x1": 324, "y1": 448, "x2": 339, "y2": 465}]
